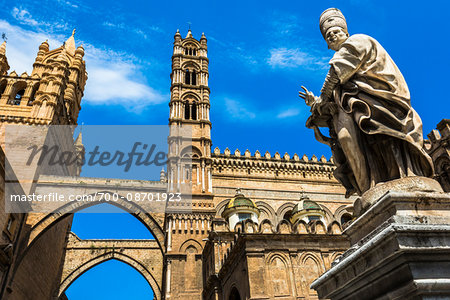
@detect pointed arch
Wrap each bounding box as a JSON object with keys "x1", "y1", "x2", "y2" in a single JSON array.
[
  {"x1": 59, "y1": 252, "x2": 161, "y2": 299},
  {"x1": 8, "y1": 81, "x2": 27, "y2": 105},
  {"x1": 255, "y1": 201, "x2": 275, "y2": 224},
  {"x1": 276, "y1": 202, "x2": 295, "y2": 224},
  {"x1": 41, "y1": 47, "x2": 74, "y2": 64},
  {"x1": 228, "y1": 286, "x2": 241, "y2": 300},
  {"x1": 179, "y1": 238, "x2": 203, "y2": 253},
  {"x1": 180, "y1": 91, "x2": 201, "y2": 102},
  {"x1": 181, "y1": 61, "x2": 201, "y2": 71},
  {"x1": 266, "y1": 252, "x2": 291, "y2": 296},
  {"x1": 215, "y1": 199, "x2": 231, "y2": 217},
  {"x1": 293, "y1": 220, "x2": 309, "y2": 234},
  {"x1": 319, "y1": 204, "x2": 334, "y2": 224},
  {"x1": 25, "y1": 194, "x2": 165, "y2": 253},
  {"x1": 300, "y1": 253, "x2": 324, "y2": 297},
  {"x1": 28, "y1": 82, "x2": 40, "y2": 106},
  {"x1": 258, "y1": 219, "x2": 274, "y2": 233}
]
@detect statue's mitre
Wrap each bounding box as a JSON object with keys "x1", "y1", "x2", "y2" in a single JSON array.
[{"x1": 320, "y1": 8, "x2": 347, "y2": 38}]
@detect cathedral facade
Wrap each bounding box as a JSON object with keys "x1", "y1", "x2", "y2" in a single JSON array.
[{"x1": 0, "y1": 29, "x2": 447, "y2": 300}]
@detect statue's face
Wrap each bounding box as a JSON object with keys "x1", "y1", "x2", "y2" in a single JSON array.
[{"x1": 325, "y1": 26, "x2": 349, "y2": 51}]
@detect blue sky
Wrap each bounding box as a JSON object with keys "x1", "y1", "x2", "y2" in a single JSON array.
[{"x1": 1, "y1": 0, "x2": 449, "y2": 299}]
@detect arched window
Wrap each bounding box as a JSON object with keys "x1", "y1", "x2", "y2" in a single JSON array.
[
  {"x1": 185, "y1": 48, "x2": 188, "y2": 55},
  {"x1": 185, "y1": 69, "x2": 191, "y2": 85},
  {"x1": 191, "y1": 102, "x2": 197, "y2": 120},
  {"x1": 191, "y1": 70, "x2": 196, "y2": 85},
  {"x1": 229, "y1": 287, "x2": 241, "y2": 300},
  {"x1": 11, "y1": 89, "x2": 24, "y2": 105},
  {"x1": 184, "y1": 101, "x2": 190, "y2": 119},
  {"x1": 192, "y1": 49, "x2": 196, "y2": 56},
  {"x1": 28, "y1": 83, "x2": 39, "y2": 106}
]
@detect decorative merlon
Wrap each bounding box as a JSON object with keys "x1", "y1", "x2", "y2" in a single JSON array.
[{"x1": 212, "y1": 146, "x2": 333, "y2": 164}]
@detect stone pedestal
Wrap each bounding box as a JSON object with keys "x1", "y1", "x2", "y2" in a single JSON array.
[{"x1": 311, "y1": 178, "x2": 450, "y2": 299}]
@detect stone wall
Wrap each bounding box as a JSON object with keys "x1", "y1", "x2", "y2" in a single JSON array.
[
  {"x1": 211, "y1": 148, "x2": 354, "y2": 225},
  {"x1": 203, "y1": 219, "x2": 349, "y2": 300}
]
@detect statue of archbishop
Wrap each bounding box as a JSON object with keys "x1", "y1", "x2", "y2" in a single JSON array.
[{"x1": 299, "y1": 8, "x2": 434, "y2": 197}]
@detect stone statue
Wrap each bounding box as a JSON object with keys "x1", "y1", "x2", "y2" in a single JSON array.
[{"x1": 299, "y1": 8, "x2": 434, "y2": 198}]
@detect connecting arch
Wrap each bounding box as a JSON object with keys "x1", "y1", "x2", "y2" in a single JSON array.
[
  {"x1": 26, "y1": 192, "x2": 165, "y2": 253},
  {"x1": 59, "y1": 251, "x2": 161, "y2": 299}
]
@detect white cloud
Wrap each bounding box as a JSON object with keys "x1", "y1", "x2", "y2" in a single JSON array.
[
  {"x1": 12, "y1": 8, "x2": 39, "y2": 26},
  {"x1": 11, "y1": 7, "x2": 68, "y2": 31},
  {"x1": 58, "y1": 0, "x2": 79, "y2": 9},
  {"x1": 277, "y1": 108, "x2": 300, "y2": 118},
  {"x1": 224, "y1": 98, "x2": 256, "y2": 120},
  {"x1": 267, "y1": 47, "x2": 328, "y2": 69},
  {"x1": 102, "y1": 22, "x2": 163, "y2": 39},
  {"x1": 0, "y1": 20, "x2": 165, "y2": 111},
  {"x1": 208, "y1": 35, "x2": 258, "y2": 66}
]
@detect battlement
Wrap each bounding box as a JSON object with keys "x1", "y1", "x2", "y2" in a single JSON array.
[{"x1": 211, "y1": 147, "x2": 336, "y2": 182}]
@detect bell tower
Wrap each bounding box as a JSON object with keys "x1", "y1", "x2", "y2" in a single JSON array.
[
  {"x1": 165, "y1": 29, "x2": 215, "y2": 300},
  {"x1": 168, "y1": 29, "x2": 212, "y2": 196}
]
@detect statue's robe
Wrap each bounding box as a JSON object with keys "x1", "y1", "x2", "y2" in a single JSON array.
[{"x1": 323, "y1": 34, "x2": 433, "y2": 195}]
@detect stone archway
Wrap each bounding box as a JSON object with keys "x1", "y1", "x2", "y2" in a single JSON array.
[
  {"x1": 8, "y1": 176, "x2": 168, "y2": 300},
  {"x1": 27, "y1": 195, "x2": 165, "y2": 252},
  {"x1": 59, "y1": 233, "x2": 162, "y2": 299},
  {"x1": 25, "y1": 175, "x2": 167, "y2": 252}
]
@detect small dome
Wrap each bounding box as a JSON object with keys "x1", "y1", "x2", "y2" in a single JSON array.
[
  {"x1": 292, "y1": 199, "x2": 323, "y2": 214},
  {"x1": 290, "y1": 193, "x2": 326, "y2": 224},
  {"x1": 222, "y1": 189, "x2": 260, "y2": 228},
  {"x1": 39, "y1": 40, "x2": 49, "y2": 52},
  {"x1": 226, "y1": 189, "x2": 257, "y2": 209}
]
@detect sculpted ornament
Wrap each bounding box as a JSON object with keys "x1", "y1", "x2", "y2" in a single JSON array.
[{"x1": 299, "y1": 8, "x2": 434, "y2": 198}]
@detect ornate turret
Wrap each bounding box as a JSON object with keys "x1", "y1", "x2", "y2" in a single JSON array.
[
  {"x1": 0, "y1": 30, "x2": 87, "y2": 126},
  {"x1": 222, "y1": 189, "x2": 260, "y2": 229},
  {"x1": 290, "y1": 193, "x2": 326, "y2": 224},
  {"x1": 0, "y1": 41, "x2": 9, "y2": 75}
]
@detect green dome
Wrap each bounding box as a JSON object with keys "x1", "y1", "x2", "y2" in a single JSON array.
[
  {"x1": 226, "y1": 193, "x2": 257, "y2": 209},
  {"x1": 292, "y1": 199, "x2": 322, "y2": 214},
  {"x1": 221, "y1": 189, "x2": 259, "y2": 219}
]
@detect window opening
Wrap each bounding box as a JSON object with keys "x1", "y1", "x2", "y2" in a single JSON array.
[
  {"x1": 184, "y1": 101, "x2": 190, "y2": 119},
  {"x1": 11, "y1": 89, "x2": 25, "y2": 105}
]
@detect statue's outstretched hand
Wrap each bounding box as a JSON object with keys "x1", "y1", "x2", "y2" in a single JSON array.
[{"x1": 299, "y1": 86, "x2": 316, "y2": 106}]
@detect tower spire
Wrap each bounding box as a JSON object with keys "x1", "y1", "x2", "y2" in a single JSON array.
[
  {"x1": 64, "y1": 29, "x2": 76, "y2": 56},
  {"x1": 185, "y1": 29, "x2": 193, "y2": 38},
  {"x1": 0, "y1": 41, "x2": 6, "y2": 55}
]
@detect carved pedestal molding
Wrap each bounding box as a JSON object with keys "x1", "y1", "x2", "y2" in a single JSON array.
[
  {"x1": 354, "y1": 176, "x2": 442, "y2": 217},
  {"x1": 311, "y1": 178, "x2": 450, "y2": 299}
]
